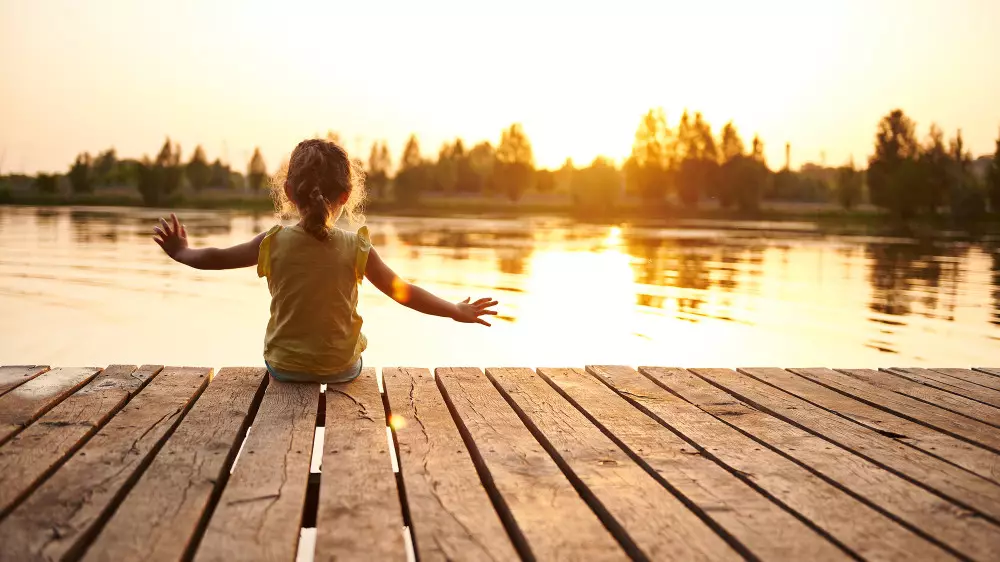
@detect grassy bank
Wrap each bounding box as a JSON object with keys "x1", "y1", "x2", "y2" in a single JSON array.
[{"x1": 3, "y1": 188, "x2": 998, "y2": 234}]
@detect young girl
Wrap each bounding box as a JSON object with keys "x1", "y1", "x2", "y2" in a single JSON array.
[{"x1": 153, "y1": 138, "x2": 498, "y2": 383}]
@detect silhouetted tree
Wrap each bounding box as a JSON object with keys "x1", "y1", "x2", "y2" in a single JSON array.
[
  {"x1": 68, "y1": 152, "x2": 93, "y2": 194},
  {"x1": 867, "y1": 109, "x2": 920, "y2": 218},
  {"x1": 554, "y1": 158, "x2": 574, "y2": 193},
  {"x1": 676, "y1": 111, "x2": 718, "y2": 208},
  {"x1": 209, "y1": 158, "x2": 231, "y2": 189},
  {"x1": 629, "y1": 108, "x2": 673, "y2": 203},
  {"x1": 468, "y1": 141, "x2": 496, "y2": 194},
  {"x1": 912, "y1": 124, "x2": 948, "y2": 215},
  {"x1": 367, "y1": 141, "x2": 391, "y2": 199},
  {"x1": 732, "y1": 135, "x2": 769, "y2": 212},
  {"x1": 947, "y1": 129, "x2": 985, "y2": 220},
  {"x1": 434, "y1": 140, "x2": 460, "y2": 193},
  {"x1": 186, "y1": 146, "x2": 211, "y2": 191},
  {"x1": 137, "y1": 138, "x2": 184, "y2": 205},
  {"x1": 495, "y1": 123, "x2": 534, "y2": 202},
  {"x1": 92, "y1": 148, "x2": 117, "y2": 186},
  {"x1": 452, "y1": 139, "x2": 478, "y2": 193},
  {"x1": 247, "y1": 147, "x2": 267, "y2": 192},
  {"x1": 836, "y1": 158, "x2": 863, "y2": 210},
  {"x1": 571, "y1": 156, "x2": 621, "y2": 217},
  {"x1": 717, "y1": 121, "x2": 745, "y2": 208},
  {"x1": 35, "y1": 173, "x2": 59, "y2": 194},
  {"x1": 988, "y1": 130, "x2": 1000, "y2": 213},
  {"x1": 535, "y1": 169, "x2": 556, "y2": 193},
  {"x1": 395, "y1": 134, "x2": 426, "y2": 205}
]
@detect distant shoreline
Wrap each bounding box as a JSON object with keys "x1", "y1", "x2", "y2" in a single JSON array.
[{"x1": 2, "y1": 190, "x2": 997, "y2": 234}]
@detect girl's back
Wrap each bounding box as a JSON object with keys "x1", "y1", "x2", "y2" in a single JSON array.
[
  {"x1": 259, "y1": 224, "x2": 371, "y2": 374},
  {"x1": 153, "y1": 137, "x2": 496, "y2": 383}
]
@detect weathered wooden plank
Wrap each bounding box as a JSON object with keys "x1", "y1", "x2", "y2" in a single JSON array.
[
  {"x1": 0, "y1": 366, "x2": 210, "y2": 562},
  {"x1": 689, "y1": 368, "x2": 1000, "y2": 524},
  {"x1": 436, "y1": 367, "x2": 627, "y2": 561},
  {"x1": 0, "y1": 367, "x2": 101, "y2": 445},
  {"x1": 195, "y1": 379, "x2": 318, "y2": 562},
  {"x1": 0, "y1": 365, "x2": 160, "y2": 518},
  {"x1": 489, "y1": 367, "x2": 741, "y2": 561},
  {"x1": 593, "y1": 365, "x2": 954, "y2": 562},
  {"x1": 888, "y1": 368, "x2": 1000, "y2": 408},
  {"x1": 636, "y1": 366, "x2": 995, "y2": 561},
  {"x1": 932, "y1": 368, "x2": 1000, "y2": 392},
  {"x1": 975, "y1": 368, "x2": 1000, "y2": 378},
  {"x1": 743, "y1": 368, "x2": 1000, "y2": 483},
  {"x1": 82, "y1": 367, "x2": 268, "y2": 562},
  {"x1": 0, "y1": 366, "x2": 49, "y2": 397},
  {"x1": 383, "y1": 367, "x2": 518, "y2": 562},
  {"x1": 841, "y1": 368, "x2": 1000, "y2": 428},
  {"x1": 314, "y1": 369, "x2": 405, "y2": 561},
  {"x1": 799, "y1": 368, "x2": 1000, "y2": 450},
  {"x1": 543, "y1": 367, "x2": 914, "y2": 561}
]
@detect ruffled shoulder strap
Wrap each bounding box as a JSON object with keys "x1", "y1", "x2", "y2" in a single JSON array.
[
  {"x1": 256, "y1": 225, "x2": 284, "y2": 278},
  {"x1": 355, "y1": 225, "x2": 371, "y2": 282}
]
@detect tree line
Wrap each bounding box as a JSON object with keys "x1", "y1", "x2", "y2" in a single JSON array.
[{"x1": 11, "y1": 110, "x2": 1000, "y2": 218}]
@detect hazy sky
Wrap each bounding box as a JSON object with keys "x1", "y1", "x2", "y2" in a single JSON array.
[{"x1": 2, "y1": 0, "x2": 999, "y2": 174}]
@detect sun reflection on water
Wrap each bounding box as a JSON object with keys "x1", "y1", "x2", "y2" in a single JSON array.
[{"x1": 1, "y1": 207, "x2": 998, "y2": 369}]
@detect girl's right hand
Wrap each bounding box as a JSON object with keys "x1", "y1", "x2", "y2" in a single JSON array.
[
  {"x1": 153, "y1": 213, "x2": 189, "y2": 260},
  {"x1": 453, "y1": 297, "x2": 499, "y2": 327}
]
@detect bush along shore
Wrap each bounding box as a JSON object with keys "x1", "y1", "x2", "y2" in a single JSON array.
[{"x1": 3, "y1": 108, "x2": 999, "y2": 232}]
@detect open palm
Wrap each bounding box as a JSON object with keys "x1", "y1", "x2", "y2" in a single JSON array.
[
  {"x1": 153, "y1": 213, "x2": 188, "y2": 258},
  {"x1": 454, "y1": 297, "x2": 499, "y2": 326}
]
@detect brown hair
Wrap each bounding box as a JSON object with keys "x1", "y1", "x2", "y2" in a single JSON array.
[{"x1": 270, "y1": 138, "x2": 366, "y2": 239}]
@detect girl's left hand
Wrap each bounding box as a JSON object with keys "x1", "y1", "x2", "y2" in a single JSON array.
[
  {"x1": 453, "y1": 297, "x2": 499, "y2": 326},
  {"x1": 153, "y1": 213, "x2": 189, "y2": 259}
]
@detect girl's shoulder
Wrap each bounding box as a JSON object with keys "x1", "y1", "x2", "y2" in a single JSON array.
[{"x1": 331, "y1": 225, "x2": 371, "y2": 245}]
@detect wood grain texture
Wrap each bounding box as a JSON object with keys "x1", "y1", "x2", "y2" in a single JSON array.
[
  {"x1": 681, "y1": 367, "x2": 1000, "y2": 559},
  {"x1": 490, "y1": 367, "x2": 740, "y2": 562},
  {"x1": 315, "y1": 369, "x2": 405, "y2": 562},
  {"x1": 194, "y1": 379, "x2": 318, "y2": 562},
  {"x1": 975, "y1": 368, "x2": 1000, "y2": 378},
  {"x1": 0, "y1": 366, "x2": 210, "y2": 562},
  {"x1": 797, "y1": 368, "x2": 1000, "y2": 450},
  {"x1": 742, "y1": 368, "x2": 1000, "y2": 483},
  {"x1": 0, "y1": 366, "x2": 49, "y2": 397},
  {"x1": 82, "y1": 367, "x2": 267, "y2": 562},
  {"x1": 887, "y1": 368, "x2": 1000, "y2": 408},
  {"x1": 840, "y1": 368, "x2": 1000, "y2": 428},
  {"x1": 691, "y1": 368, "x2": 1000, "y2": 522},
  {"x1": 541, "y1": 367, "x2": 865, "y2": 561},
  {"x1": 436, "y1": 367, "x2": 627, "y2": 562},
  {"x1": 596, "y1": 365, "x2": 958, "y2": 562},
  {"x1": 383, "y1": 367, "x2": 518, "y2": 562},
  {"x1": 932, "y1": 368, "x2": 1000, "y2": 392},
  {"x1": 0, "y1": 367, "x2": 101, "y2": 445},
  {"x1": 0, "y1": 365, "x2": 160, "y2": 518}
]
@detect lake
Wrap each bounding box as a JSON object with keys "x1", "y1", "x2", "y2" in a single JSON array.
[{"x1": 1, "y1": 205, "x2": 998, "y2": 370}]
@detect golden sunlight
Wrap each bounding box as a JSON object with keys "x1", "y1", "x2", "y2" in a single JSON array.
[{"x1": 389, "y1": 414, "x2": 406, "y2": 430}]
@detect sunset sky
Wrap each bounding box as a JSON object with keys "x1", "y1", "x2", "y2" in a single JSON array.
[{"x1": 1, "y1": 0, "x2": 998, "y2": 175}]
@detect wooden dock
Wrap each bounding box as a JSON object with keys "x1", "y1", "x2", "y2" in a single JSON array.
[{"x1": 1, "y1": 365, "x2": 999, "y2": 561}]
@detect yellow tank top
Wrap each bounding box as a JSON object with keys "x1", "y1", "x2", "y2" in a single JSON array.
[{"x1": 257, "y1": 224, "x2": 370, "y2": 374}]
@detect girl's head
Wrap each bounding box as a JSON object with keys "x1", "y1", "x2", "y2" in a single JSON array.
[{"x1": 271, "y1": 138, "x2": 366, "y2": 239}]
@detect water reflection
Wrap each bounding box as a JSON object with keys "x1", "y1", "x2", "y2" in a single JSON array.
[{"x1": 1, "y1": 206, "x2": 998, "y2": 368}]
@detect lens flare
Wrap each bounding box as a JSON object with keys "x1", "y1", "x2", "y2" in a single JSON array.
[
  {"x1": 392, "y1": 277, "x2": 411, "y2": 303},
  {"x1": 389, "y1": 414, "x2": 407, "y2": 430}
]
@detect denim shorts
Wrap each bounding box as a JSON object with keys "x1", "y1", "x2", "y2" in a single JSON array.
[{"x1": 265, "y1": 357, "x2": 363, "y2": 384}]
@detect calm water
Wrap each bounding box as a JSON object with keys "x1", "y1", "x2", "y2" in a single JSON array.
[{"x1": 1, "y1": 206, "x2": 998, "y2": 370}]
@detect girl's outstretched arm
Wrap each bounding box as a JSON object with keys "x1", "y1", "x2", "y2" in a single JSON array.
[
  {"x1": 365, "y1": 247, "x2": 498, "y2": 326},
  {"x1": 153, "y1": 213, "x2": 265, "y2": 270}
]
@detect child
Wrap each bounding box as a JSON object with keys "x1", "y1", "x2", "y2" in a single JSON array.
[{"x1": 153, "y1": 138, "x2": 498, "y2": 383}]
